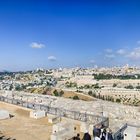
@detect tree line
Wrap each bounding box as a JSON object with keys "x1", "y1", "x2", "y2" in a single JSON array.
[{"x1": 93, "y1": 73, "x2": 140, "y2": 80}]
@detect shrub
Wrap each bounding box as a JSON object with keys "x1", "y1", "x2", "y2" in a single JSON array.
[
  {"x1": 116, "y1": 98, "x2": 121, "y2": 103},
  {"x1": 113, "y1": 83, "x2": 117, "y2": 87},
  {"x1": 136, "y1": 86, "x2": 140, "y2": 89},
  {"x1": 92, "y1": 92, "x2": 97, "y2": 97},
  {"x1": 53, "y1": 90, "x2": 59, "y2": 96},
  {"x1": 88, "y1": 90, "x2": 92, "y2": 95},
  {"x1": 94, "y1": 83, "x2": 100, "y2": 89},
  {"x1": 59, "y1": 90, "x2": 64, "y2": 96},
  {"x1": 73, "y1": 95, "x2": 79, "y2": 100},
  {"x1": 125, "y1": 85, "x2": 134, "y2": 89}
]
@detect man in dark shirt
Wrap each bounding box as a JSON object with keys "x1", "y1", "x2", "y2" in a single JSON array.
[{"x1": 82, "y1": 132, "x2": 91, "y2": 140}]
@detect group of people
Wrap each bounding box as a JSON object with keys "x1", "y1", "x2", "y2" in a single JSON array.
[
  {"x1": 73, "y1": 131, "x2": 92, "y2": 140},
  {"x1": 93, "y1": 126, "x2": 114, "y2": 140},
  {"x1": 73, "y1": 125, "x2": 113, "y2": 140}
]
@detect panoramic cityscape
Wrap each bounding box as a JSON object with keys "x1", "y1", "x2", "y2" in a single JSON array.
[{"x1": 0, "y1": 0, "x2": 140, "y2": 140}]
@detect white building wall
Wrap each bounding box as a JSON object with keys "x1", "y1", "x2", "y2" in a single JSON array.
[
  {"x1": 30, "y1": 110, "x2": 45, "y2": 119},
  {"x1": 124, "y1": 126, "x2": 136, "y2": 140}
]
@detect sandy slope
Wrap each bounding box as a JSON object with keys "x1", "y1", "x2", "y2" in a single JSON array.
[{"x1": 0, "y1": 102, "x2": 52, "y2": 140}]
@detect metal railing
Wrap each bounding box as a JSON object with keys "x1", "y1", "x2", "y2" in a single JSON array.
[
  {"x1": 0, "y1": 95, "x2": 108, "y2": 127},
  {"x1": 114, "y1": 123, "x2": 140, "y2": 140}
]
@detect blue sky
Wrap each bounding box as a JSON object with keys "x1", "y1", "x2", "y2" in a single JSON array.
[{"x1": 1, "y1": 0, "x2": 140, "y2": 71}]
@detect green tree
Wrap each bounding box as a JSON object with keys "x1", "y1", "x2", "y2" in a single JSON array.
[
  {"x1": 15, "y1": 85, "x2": 21, "y2": 91},
  {"x1": 136, "y1": 86, "x2": 140, "y2": 89},
  {"x1": 73, "y1": 95, "x2": 79, "y2": 100},
  {"x1": 88, "y1": 90, "x2": 92, "y2": 95},
  {"x1": 53, "y1": 89, "x2": 59, "y2": 96},
  {"x1": 125, "y1": 85, "x2": 134, "y2": 89},
  {"x1": 9, "y1": 85, "x2": 13, "y2": 91},
  {"x1": 113, "y1": 83, "x2": 117, "y2": 87},
  {"x1": 59, "y1": 90, "x2": 64, "y2": 96},
  {"x1": 116, "y1": 98, "x2": 121, "y2": 103},
  {"x1": 94, "y1": 83, "x2": 100, "y2": 89}
]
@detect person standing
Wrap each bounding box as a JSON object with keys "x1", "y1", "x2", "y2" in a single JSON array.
[
  {"x1": 94, "y1": 130, "x2": 101, "y2": 140},
  {"x1": 82, "y1": 131, "x2": 91, "y2": 140},
  {"x1": 107, "y1": 129, "x2": 113, "y2": 140},
  {"x1": 101, "y1": 129, "x2": 107, "y2": 140}
]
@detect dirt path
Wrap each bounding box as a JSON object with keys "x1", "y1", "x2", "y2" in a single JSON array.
[{"x1": 0, "y1": 102, "x2": 52, "y2": 140}]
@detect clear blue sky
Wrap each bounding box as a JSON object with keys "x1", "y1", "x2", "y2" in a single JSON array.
[{"x1": 1, "y1": 0, "x2": 140, "y2": 71}]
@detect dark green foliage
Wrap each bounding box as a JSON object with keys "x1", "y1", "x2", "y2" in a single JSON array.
[
  {"x1": 116, "y1": 98, "x2": 121, "y2": 103},
  {"x1": 93, "y1": 73, "x2": 140, "y2": 80},
  {"x1": 93, "y1": 73, "x2": 114, "y2": 80},
  {"x1": 84, "y1": 84, "x2": 90, "y2": 89},
  {"x1": 88, "y1": 90, "x2": 92, "y2": 95},
  {"x1": 94, "y1": 83, "x2": 100, "y2": 89},
  {"x1": 136, "y1": 86, "x2": 140, "y2": 89},
  {"x1": 53, "y1": 89, "x2": 64, "y2": 97},
  {"x1": 113, "y1": 83, "x2": 117, "y2": 87},
  {"x1": 15, "y1": 86, "x2": 21, "y2": 91},
  {"x1": 59, "y1": 90, "x2": 64, "y2": 96},
  {"x1": 125, "y1": 85, "x2": 134, "y2": 89},
  {"x1": 65, "y1": 82, "x2": 77, "y2": 88},
  {"x1": 9, "y1": 85, "x2": 13, "y2": 90},
  {"x1": 53, "y1": 89, "x2": 59, "y2": 96},
  {"x1": 73, "y1": 95, "x2": 79, "y2": 100}
]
